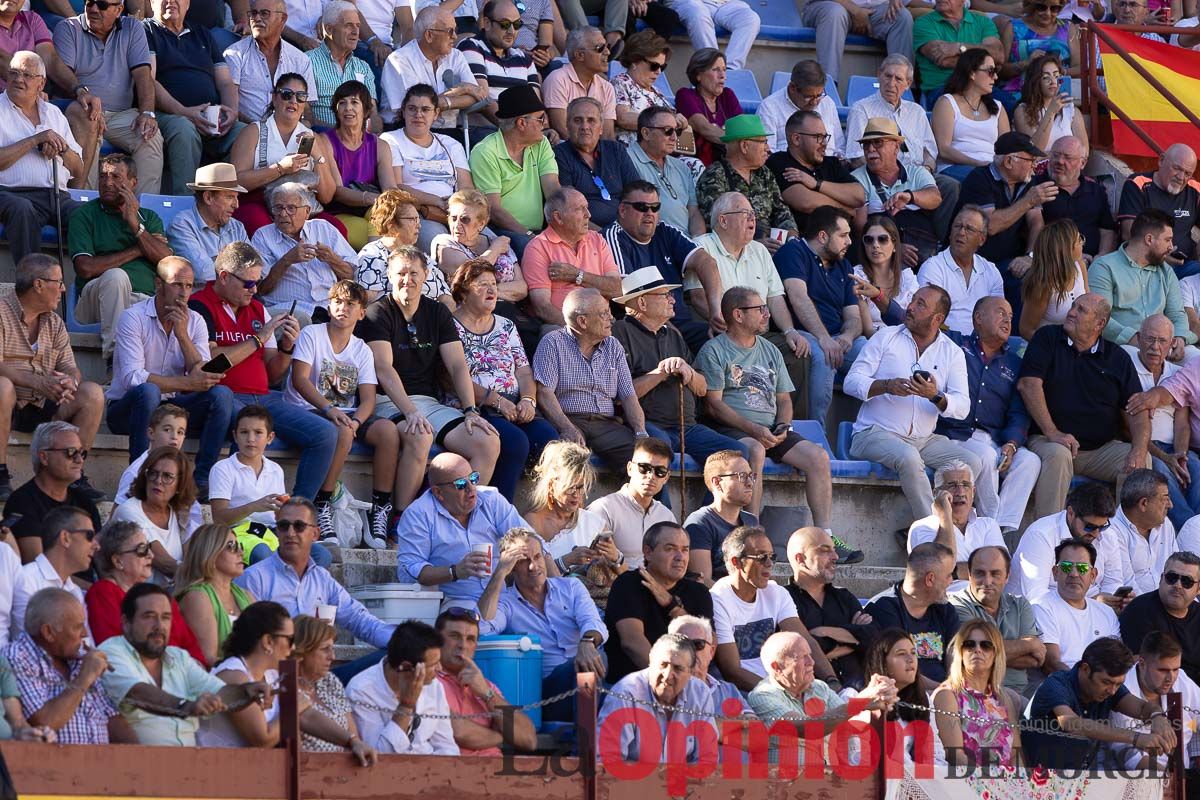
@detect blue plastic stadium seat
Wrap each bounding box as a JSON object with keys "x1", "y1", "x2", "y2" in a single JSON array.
[
  {"x1": 845, "y1": 75, "x2": 914, "y2": 107},
  {"x1": 770, "y1": 71, "x2": 790, "y2": 96},
  {"x1": 836, "y1": 420, "x2": 900, "y2": 479},
  {"x1": 607, "y1": 62, "x2": 675, "y2": 105},
  {"x1": 824, "y1": 74, "x2": 843, "y2": 107},
  {"x1": 725, "y1": 69, "x2": 762, "y2": 113},
  {"x1": 140, "y1": 194, "x2": 196, "y2": 231}
]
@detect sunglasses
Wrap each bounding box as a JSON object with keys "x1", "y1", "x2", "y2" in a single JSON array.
[
  {"x1": 276, "y1": 519, "x2": 315, "y2": 533},
  {"x1": 960, "y1": 639, "x2": 995, "y2": 652},
  {"x1": 587, "y1": 43, "x2": 610, "y2": 53},
  {"x1": 1033, "y1": 2, "x2": 1065, "y2": 10},
  {"x1": 644, "y1": 60, "x2": 666, "y2": 72},
  {"x1": 274, "y1": 88, "x2": 309, "y2": 103},
  {"x1": 635, "y1": 462, "x2": 670, "y2": 478},
  {"x1": 438, "y1": 471, "x2": 481, "y2": 491},
  {"x1": 441, "y1": 606, "x2": 482, "y2": 623},
  {"x1": 223, "y1": 539, "x2": 244, "y2": 554},
  {"x1": 67, "y1": 527, "x2": 97, "y2": 541},
  {"x1": 862, "y1": 234, "x2": 892, "y2": 245},
  {"x1": 45, "y1": 447, "x2": 88, "y2": 461},
  {"x1": 686, "y1": 638, "x2": 711, "y2": 651},
  {"x1": 490, "y1": 17, "x2": 523, "y2": 29},
  {"x1": 232, "y1": 275, "x2": 262, "y2": 290},
  {"x1": 1164, "y1": 570, "x2": 1198, "y2": 589},
  {"x1": 646, "y1": 125, "x2": 684, "y2": 138},
  {"x1": 85, "y1": 0, "x2": 120, "y2": 8},
  {"x1": 976, "y1": 66, "x2": 999, "y2": 77},
  {"x1": 1056, "y1": 560, "x2": 1092, "y2": 576},
  {"x1": 592, "y1": 174, "x2": 611, "y2": 202},
  {"x1": 622, "y1": 200, "x2": 661, "y2": 213},
  {"x1": 740, "y1": 552, "x2": 776, "y2": 565},
  {"x1": 1080, "y1": 520, "x2": 1110, "y2": 533},
  {"x1": 716, "y1": 471, "x2": 758, "y2": 483},
  {"x1": 272, "y1": 633, "x2": 295, "y2": 646},
  {"x1": 120, "y1": 542, "x2": 154, "y2": 557}
]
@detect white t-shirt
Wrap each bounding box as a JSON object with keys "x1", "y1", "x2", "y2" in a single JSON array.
[
  {"x1": 1178, "y1": 516, "x2": 1200, "y2": 553},
  {"x1": 357, "y1": 0, "x2": 406, "y2": 46},
  {"x1": 283, "y1": 324, "x2": 377, "y2": 412},
  {"x1": 1181, "y1": 274, "x2": 1200, "y2": 310},
  {"x1": 1007, "y1": 510, "x2": 1127, "y2": 601},
  {"x1": 907, "y1": 510, "x2": 1007, "y2": 563},
  {"x1": 117, "y1": 451, "x2": 205, "y2": 531},
  {"x1": 380, "y1": 129, "x2": 467, "y2": 199},
  {"x1": 208, "y1": 454, "x2": 288, "y2": 528},
  {"x1": 1031, "y1": 591, "x2": 1119, "y2": 668},
  {"x1": 111, "y1": 498, "x2": 191, "y2": 586},
  {"x1": 710, "y1": 578, "x2": 800, "y2": 679}
]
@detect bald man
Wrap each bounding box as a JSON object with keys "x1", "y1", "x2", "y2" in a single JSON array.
[
  {"x1": 785, "y1": 527, "x2": 878, "y2": 688},
  {"x1": 1036, "y1": 136, "x2": 1117, "y2": 264},
  {"x1": 396, "y1": 452, "x2": 532, "y2": 608},
  {"x1": 1118, "y1": 143, "x2": 1200, "y2": 280}
]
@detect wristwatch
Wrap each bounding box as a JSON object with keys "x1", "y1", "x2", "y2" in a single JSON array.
[
  {"x1": 74, "y1": 85, "x2": 90, "y2": 98},
  {"x1": 932, "y1": 391, "x2": 946, "y2": 405},
  {"x1": 634, "y1": 431, "x2": 649, "y2": 439},
  {"x1": 140, "y1": 110, "x2": 156, "y2": 118},
  {"x1": 463, "y1": 405, "x2": 480, "y2": 415}
]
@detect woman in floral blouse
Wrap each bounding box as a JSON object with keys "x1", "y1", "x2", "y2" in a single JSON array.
[
  {"x1": 293, "y1": 614, "x2": 372, "y2": 757},
  {"x1": 357, "y1": 189, "x2": 453, "y2": 306},
  {"x1": 613, "y1": 30, "x2": 690, "y2": 147},
  {"x1": 450, "y1": 258, "x2": 558, "y2": 502}
]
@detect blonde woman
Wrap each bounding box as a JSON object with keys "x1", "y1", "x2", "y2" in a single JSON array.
[
  {"x1": 1018, "y1": 218, "x2": 1087, "y2": 339},
  {"x1": 176, "y1": 524, "x2": 256, "y2": 666},
  {"x1": 932, "y1": 620, "x2": 1022, "y2": 769},
  {"x1": 293, "y1": 615, "x2": 373, "y2": 759}
]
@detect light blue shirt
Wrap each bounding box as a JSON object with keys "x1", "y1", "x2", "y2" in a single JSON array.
[
  {"x1": 166, "y1": 206, "x2": 249, "y2": 284},
  {"x1": 480, "y1": 577, "x2": 606, "y2": 676},
  {"x1": 396, "y1": 488, "x2": 528, "y2": 606},
  {"x1": 236, "y1": 553, "x2": 392, "y2": 648}
]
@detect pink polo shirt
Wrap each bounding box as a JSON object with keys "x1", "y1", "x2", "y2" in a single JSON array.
[
  {"x1": 1162, "y1": 360, "x2": 1200, "y2": 448},
  {"x1": 436, "y1": 671, "x2": 503, "y2": 756},
  {"x1": 541, "y1": 63, "x2": 617, "y2": 120},
  {"x1": 0, "y1": 12, "x2": 51, "y2": 91},
  {"x1": 522, "y1": 227, "x2": 620, "y2": 310}
]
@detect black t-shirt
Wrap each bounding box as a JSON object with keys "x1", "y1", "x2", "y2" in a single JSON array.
[
  {"x1": 603, "y1": 569, "x2": 713, "y2": 683},
  {"x1": 765, "y1": 151, "x2": 857, "y2": 234},
  {"x1": 354, "y1": 294, "x2": 460, "y2": 399},
  {"x1": 863, "y1": 583, "x2": 960, "y2": 684},
  {"x1": 959, "y1": 165, "x2": 1033, "y2": 264},
  {"x1": 788, "y1": 582, "x2": 879, "y2": 688},
  {"x1": 1120, "y1": 590, "x2": 1200, "y2": 685},
  {"x1": 1118, "y1": 171, "x2": 1200, "y2": 260},
  {"x1": 8, "y1": 478, "x2": 102, "y2": 580},
  {"x1": 1018, "y1": 324, "x2": 1142, "y2": 450},
  {"x1": 1037, "y1": 176, "x2": 1116, "y2": 258},
  {"x1": 682, "y1": 506, "x2": 757, "y2": 582}
]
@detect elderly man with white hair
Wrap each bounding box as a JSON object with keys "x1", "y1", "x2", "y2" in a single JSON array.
[
  {"x1": 747, "y1": 631, "x2": 897, "y2": 764},
  {"x1": 667, "y1": 615, "x2": 752, "y2": 718},
  {"x1": 907, "y1": 460, "x2": 1006, "y2": 579},
  {"x1": 381, "y1": 6, "x2": 484, "y2": 130},
  {"x1": 596, "y1": 632, "x2": 718, "y2": 763},
  {"x1": 0, "y1": 52, "x2": 87, "y2": 265},
  {"x1": 306, "y1": 1, "x2": 378, "y2": 129},
  {"x1": 249, "y1": 181, "x2": 358, "y2": 320}
]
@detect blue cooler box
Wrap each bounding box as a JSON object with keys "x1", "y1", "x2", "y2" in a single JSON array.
[{"x1": 475, "y1": 635, "x2": 544, "y2": 728}]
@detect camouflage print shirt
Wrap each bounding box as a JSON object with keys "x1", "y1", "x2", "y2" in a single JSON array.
[{"x1": 695, "y1": 159, "x2": 798, "y2": 240}]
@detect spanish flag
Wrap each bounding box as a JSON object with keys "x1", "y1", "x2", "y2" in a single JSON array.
[{"x1": 1099, "y1": 26, "x2": 1200, "y2": 157}]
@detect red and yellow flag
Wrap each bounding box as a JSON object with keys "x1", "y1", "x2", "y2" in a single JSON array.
[{"x1": 1099, "y1": 25, "x2": 1200, "y2": 157}]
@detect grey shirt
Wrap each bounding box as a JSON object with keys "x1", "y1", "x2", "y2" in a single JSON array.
[
  {"x1": 949, "y1": 586, "x2": 1042, "y2": 691},
  {"x1": 53, "y1": 14, "x2": 152, "y2": 112}
]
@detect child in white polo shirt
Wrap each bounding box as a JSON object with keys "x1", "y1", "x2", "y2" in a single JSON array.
[{"x1": 208, "y1": 405, "x2": 289, "y2": 564}]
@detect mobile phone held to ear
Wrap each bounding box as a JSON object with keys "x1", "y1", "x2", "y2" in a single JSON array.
[
  {"x1": 296, "y1": 133, "x2": 315, "y2": 157},
  {"x1": 202, "y1": 353, "x2": 233, "y2": 374}
]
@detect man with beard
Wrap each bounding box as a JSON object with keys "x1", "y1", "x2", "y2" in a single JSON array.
[
  {"x1": 765, "y1": 110, "x2": 863, "y2": 235},
  {"x1": 1035, "y1": 136, "x2": 1117, "y2": 264},
  {"x1": 917, "y1": 205, "x2": 1004, "y2": 336},
  {"x1": 1118, "y1": 144, "x2": 1200, "y2": 278},
  {"x1": 98, "y1": 583, "x2": 267, "y2": 746},
  {"x1": 775, "y1": 206, "x2": 865, "y2": 426},
  {"x1": 1090, "y1": 208, "x2": 1198, "y2": 362},
  {"x1": 1120, "y1": 552, "x2": 1200, "y2": 685},
  {"x1": 1111, "y1": 631, "x2": 1200, "y2": 771}
]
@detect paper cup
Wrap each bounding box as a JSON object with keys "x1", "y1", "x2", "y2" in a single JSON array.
[
  {"x1": 471, "y1": 542, "x2": 493, "y2": 576},
  {"x1": 203, "y1": 106, "x2": 221, "y2": 130},
  {"x1": 769, "y1": 227, "x2": 788, "y2": 244},
  {"x1": 315, "y1": 604, "x2": 337, "y2": 625}
]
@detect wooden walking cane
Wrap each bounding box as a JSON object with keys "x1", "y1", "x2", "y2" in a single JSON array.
[{"x1": 678, "y1": 378, "x2": 687, "y2": 519}]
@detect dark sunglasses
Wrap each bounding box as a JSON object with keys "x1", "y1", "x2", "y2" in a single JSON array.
[
  {"x1": 635, "y1": 462, "x2": 670, "y2": 478},
  {"x1": 490, "y1": 17, "x2": 523, "y2": 29},
  {"x1": 588, "y1": 43, "x2": 610, "y2": 53},
  {"x1": 645, "y1": 125, "x2": 684, "y2": 137},
  {"x1": 1056, "y1": 560, "x2": 1092, "y2": 576},
  {"x1": 644, "y1": 60, "x2": 666, "y2": 72},
  {"x1": 438, "y1": 471, "x2": 481, "y2": 491},
  {"x1": 1164, "y1": 571, "x2": 1198, "y2": 589},
  {"x1": 1080, "y1": 520, "x2": 1110, "y2": 533},
  {"x1": 622, "y1": 200, "x2": 661, "y2": 213},
  {"x1": 85, "y1": 0, "x2": 121, "y2": 9},
  {"x1": 960, "y1": 639, "x2": 995, "y2": 652},
  {"x1": 862, "y1": 234, "x2": 893, "y2": 245},
  {"x1": 120, "y1": 542, "x2": 154, "y2": 558},
  {"x1": 67, "y1": 527, "x2": 97, "y2": 541},
  {"x1": 976, "y1": 66, "x2": 999, "y2": 77},
  {"x1": 45, "y1": 447, "x2": 88, "y2": 461},
  {"x1": 740, "y1": 552, "x2": 776, "y2": 565},
  {"x1": 276, "y1": 519, "x2": 314, "y2": 533},
  {"x1": 441, "y1": 606, "x2": 482, "y2": 623},
  {"x1": 273, "y1": 633, "x2": 295, "y2": 646},
  {"x1": 275, "y1": 88, "x2": 309, "y2": 103},
  {"x1": 1033, "y1": 2, "x2": 1065, "y2": 10},
  {"x1": 686, "y1": 638, "x2": 711, "y2": 651},
  {"x1": 232, "y1": 275, "x2": 262, "y2": 290}
]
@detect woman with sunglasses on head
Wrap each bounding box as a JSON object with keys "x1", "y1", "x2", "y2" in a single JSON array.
[
  {"x1": 851, "y1": 215, "x2": 918, "y2": 339},
  {"x1": 176, "y1": 524, "x2": 257, "y2": 666},
  {"x1": 85, "y1": 520, "x2": 206, "y2": 663},
  {"x1": 932, "y1": 620, "x2": 1022, "y2": 769},
  {"x1": 292, "y1": 614, "x2": 376, "y2": 764},
  {"x1": 996, "y1": 0, "x2": 1078, "y2": 112},
  {"x1": 111, "y1": 446, "x2": 199, "y2": 587},
  {"x1": 613, "y1": 31, "x2": 689, "y2": 147},
  {"x1": 381, "y1": 84, "x2": 476, "y2": 252},
  {"x1": 1013, "y1": 53, "x2": 1088, "y2": 155},
  {"x1": 675, "y1": 48, "x2": 741, "y2": 166},
  {"x1": 317, "y1": 80, "x2": 397, "y2": 251},
  {"x1": 230, "y1": 72, "x2": 340, "y2": 236},
  {"x1": 1018, "y1": 218, "x2": 1088, "y2": 338},
  {"x1": 932, "y1": 49, "x2": 1010, "y2": 183}
]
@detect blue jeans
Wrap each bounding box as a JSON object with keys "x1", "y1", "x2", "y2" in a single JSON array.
[
  {"x1": 107, "y1": 384, "x2": 235, "y2": 488},
  {"x1": 938, "y1": 163, "x2": 976, "y2": 183},
  {"x1": 487, "y1": 411, "x2": 559, "y2": 503},
  {"x1": 645, "y1": 421, "x2": 749, "y2": 465},
  {"x1": 797, "y1": 332, "x2": 867, "y2": 426},
  {"x1": 542, "y1": 651, "x2": 607, "y2": 723},
  {"x1": 1152, "y1": 440, "x2": 1200, "y2": 529},
  {"x1": 157, "y1": 115, "x2": 245, "y2": 196},
  {"x1": 231, "y1": 392, "x2": 338, "y2": 500},
  {"x1": 494, "y1": 229, "x2": 535, "y2": 259}
]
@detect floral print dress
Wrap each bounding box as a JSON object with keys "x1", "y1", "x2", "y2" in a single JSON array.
[
  {"x1": 449, "y1": 315, "x2": 527, "y2": 405},
  {"x1": 956, "y1": 685, "x2": 1015, "y2": 767}
]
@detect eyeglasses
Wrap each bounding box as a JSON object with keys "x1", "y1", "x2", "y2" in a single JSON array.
[
  {"x1": 960, "y1": 639, "x2": 995, "y2": 652},
  {"x1": 634, "y1": 462, "x2": 670, "y2": 478},
  {"x1": 798, "y1": 91, "x2": 826, "y2": 104},
  {"x1": 438, "y1": 471, "x2": 481, "y2": 491},
  {"x1": 120, "y1": 542, "x2": 154, "y2": 557},
  {"x1": 276, "y1": 519, "x2": 315, "y2": 533},
  {"x1": 737, "y1": 303, "x2": 768, "y2": 313},
  {"x1": 940, "y1": 481, "x2": 973, "y2": 491},
  {"x1": 1164, "y1": 571, "x2": 1198, "y2": 589},
  {"x1": 951, "y1": 222, "x2": 985, "y2": 235},
  {"x1": 740, "y1": 552, "x2": 776, "y2": 565},
  {"x1": 644, "y1": 60, "x2": 666, "y2": 73},
  {"x1": 274, "y1": 88, "x2": 309, "y2": 103},
  {"x1": 8, "y1": 69, "x2": 44, "y2": 81},
  {"x1": 862, "y1": 234, "x2": 892, "y2": 245},
  {"x1": 247, "y1": 8, "x2": 281, "y2": 17},
  {"x1": 146, "y1": 469, "x2": 178, "y2": 485},
  {"x1": 591, "y1": 175, "x2": 611, "y2": 202},
  {"x1": 273, "y1": 204, "x2": 307, "y2": 216},
  {"x1": 716, "y1": 471, "x2": 758, "y2": 484},
  {"x1": 67, "y1": 527, "x2": 97, "y2": 541},
  {"x1": 1056, "y1": 560, "x2": 1093, "y2": 576},
  {"x1": 45, "y1": 447, "x2": 88, "y2": 461},
  {"x1": 489, "y1": 17, "x2": 523, "y2": 29},
  {"x1": 430, "y1": 26, "x2": 457, "y2": 36},
  {"x1": 621, "y1": 200, "x2": 661, "y2": 213},
  {"x1": 721, "y1": 209, "x2": 755, "y2": 219},
  {"x1": 223, "y1": 539, "x2": 244, "y2": 554},
  {"x1": 36, "y1": 276, "x2": 65, "y2": 286},
  {"x1": 405, "y1": 104, "x2": 437, "y2": 116},
  {"x1": 796, "y1": 131, "x2": 832, "y2": 144},
  {"x1": 1008, "y1": 154, "x2": 1038, "y2": 164},
  {"x1": 84, "y1": 0, "x2": 120, "y2": 8},
  {"x1": 1079, "y1": 519, "x2": 1110, "y2": 533}
]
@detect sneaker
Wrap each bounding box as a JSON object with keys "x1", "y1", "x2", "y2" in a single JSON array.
[
  {"x1": 367, "y1": 502, "x2": 392, "y2": 549},
  {"x1": 315, "y1": 500, "x2": 336, "y2": 542},
  {"x1": 70, "y1": 475, "x2": 105, "y2": 503},
  {"x1": 831, "y1": 533, "x2": 865, "y2": 565}
]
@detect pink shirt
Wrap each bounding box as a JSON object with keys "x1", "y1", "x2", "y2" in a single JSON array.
[
  {"x1": 0, "y1": 12, "x2": 51, "y2": 91},
  {"x1": 1163, "y1": 359, "x2": 1200, "y2": 448},
  {"x1": 522, "y1": 227, "x2": 620, "y2": 310},
  {"x1": 436, "y1": 671, "x2": 502, "y2": 757},
  {"x1": 541, "y1": 63, "x2": 617, "y2": 120}
]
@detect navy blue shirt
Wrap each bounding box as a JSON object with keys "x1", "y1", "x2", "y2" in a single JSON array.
[
  {"x1": 936, "y1": 332, "x2": 1031, "y2": 447},
  {"x1": 1024, "y1": 664, "x2": 1130, "y2": 770},
  {"x1": 863, "y1": 583, "x2": 960, "y2": 684},
  {"x1": 553, "y1": 140, "x2": 641, "y2": 228},
  {"x1": 143, "y1": 20, "x2": 222, "y2": 109},
  {"x1": 1037, "y1": 176, "x2": 1116, "y2": 258},
  {"x1": 959, "y1": 164, "x2": 1034, "y2": 265},
  {"x1": 603, "y1": 221, "x2": 699, "y2": 327},
  {"x1": 774, "y1": 238, "x2": 857, "y2": 336}
]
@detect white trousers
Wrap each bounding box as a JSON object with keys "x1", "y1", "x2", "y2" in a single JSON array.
[
  {"x1": 959, "y1": 429, "x2": 1041, "y2": 531},
  {"x1": 664, "y1": 0, "x2": 760, "y2": 70}
]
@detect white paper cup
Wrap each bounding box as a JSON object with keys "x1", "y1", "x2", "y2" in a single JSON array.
[
  {"x1": 315, "y1": 604, "x2": 337, "y2": 625},
  {"x1": 203, "y1": 106, "x2": 221, "y2": 130},
  {"x1": 471, "y1": 542, "x2": 493, "y2": 576},
  {"x1": 769, "y1": 227, "x2": 788, "y2": 244}
]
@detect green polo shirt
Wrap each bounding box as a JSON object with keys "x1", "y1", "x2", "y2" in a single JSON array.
[
  {"x1": 468, "y1": 130, "x2": 559, "y2": 233},
  {"x1": 67, "y1": 199, "x2": 165, "y2": 296},
  {"x1": 913, "y1": 11, "x2": 999, "y2": 92}
]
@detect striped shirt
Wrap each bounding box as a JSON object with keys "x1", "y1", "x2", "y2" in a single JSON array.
[
  {"x1": 0, "y1": 93, "x2": 82, "y2": 190},
  {"x1": 532, "y1": 327, "x2": 635, "y2": 416},
  {"x1": 250, "y1": 219, "x2": 359, "y2": 316},
  {"x1": 307, "y1": 43, "x2": 378, "y2": 128},
  {"x1": 0, "y1": 291, "x2": 77, "y2": 408},
  {"x1": 457, "y1": 36, "x2": 539, "y2": 105},
  {"x1": 7, "y1": 631, "x2": 118, "y2": 744}
]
